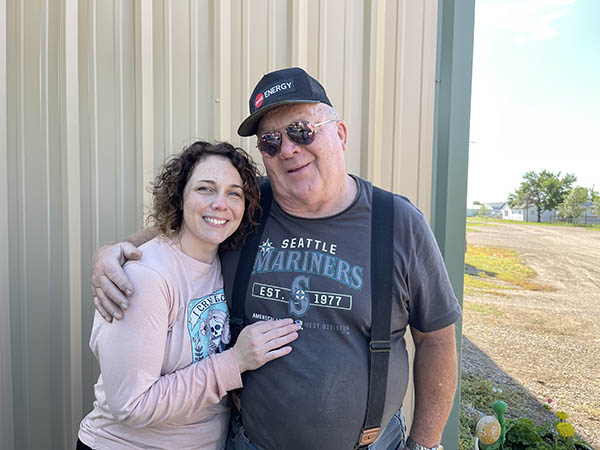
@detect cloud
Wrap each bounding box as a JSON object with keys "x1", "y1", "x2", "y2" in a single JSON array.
[{"x1": 476, "y1": 0, "x2": 576, "y2": 41}]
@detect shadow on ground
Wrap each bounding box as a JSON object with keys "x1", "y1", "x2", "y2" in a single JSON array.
[
  {"x1": 461, "y1": 336, "x2": 557, "y2": 424},
  {"x1": 464, "y1": 264, "x2": 497, "y2": 278}
]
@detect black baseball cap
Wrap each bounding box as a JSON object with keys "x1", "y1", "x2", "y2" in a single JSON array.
[{"x1": 237, "y1": 67, "x2": 332, "y2": 137}]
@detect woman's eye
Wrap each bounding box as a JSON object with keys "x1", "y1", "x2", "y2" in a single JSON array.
[
  {"x1": 197, "y1": 186, "x2": 212, "y2": 193},
  {"x1": 229, "y1": 191, "x2": 243, "y2": 198}
]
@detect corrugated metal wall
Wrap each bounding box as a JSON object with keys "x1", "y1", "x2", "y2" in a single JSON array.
[{"x1": 0, "y1": 0, "x2": 441, "y2": 448}]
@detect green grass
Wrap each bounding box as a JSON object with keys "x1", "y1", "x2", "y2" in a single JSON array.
[
  {"x1": 459, "y1": 373, "x2": 594, "y2": 450},
  {"x1": 463, "y1": 300, "x2": 505, "y2": 317},
  {"x1": 466, "y1": 216, "x2": 600, "y2": 230},
  {"x1": 459, "y1": 373, "x2": 526, "y2": 450},
  {"x1": 465, "y1": 245, "x2": 555, "y2": 292}
]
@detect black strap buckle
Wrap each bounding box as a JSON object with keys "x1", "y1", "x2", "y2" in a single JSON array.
[{"x1": 369, "y1": 340, "x2": 391, "y2": 352}]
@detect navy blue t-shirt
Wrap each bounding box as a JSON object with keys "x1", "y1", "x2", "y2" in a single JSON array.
[{"x1": 221, "y1": 176, "x2": 461, "y2": 450}]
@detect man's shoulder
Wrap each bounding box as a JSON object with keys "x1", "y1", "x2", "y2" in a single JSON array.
[{"x1": 354, "y1": 176, "x2": 425, "y2": 220}]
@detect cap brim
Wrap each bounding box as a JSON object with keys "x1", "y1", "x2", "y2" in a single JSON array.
[{"x1": 237, "y1": 99, "x2": 321, "y2": 137}]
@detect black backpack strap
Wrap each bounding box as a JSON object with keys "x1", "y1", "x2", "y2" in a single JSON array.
[
  {"x1": 230, "y1": 181, "x2": 273, "y2": 344},
  {"x1": 357, "y1": 185, "x2": 395, "y2": 448}
]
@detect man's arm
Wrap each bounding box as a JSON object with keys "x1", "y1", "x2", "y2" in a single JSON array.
[
  {"x1": 408, "y1": 324, "x2": 458, "y2": 447},
  {"x1": 91, "y1": 227, "x2": 159, "y2": 321}
]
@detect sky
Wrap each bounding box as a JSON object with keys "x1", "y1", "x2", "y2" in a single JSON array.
[{"x1": 467, "y1": 0, "x2": 600, "y2": 205}]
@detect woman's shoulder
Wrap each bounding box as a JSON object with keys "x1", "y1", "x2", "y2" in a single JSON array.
[{"x1": 125, "y1": 236, "x2": 177, "y2": 280}]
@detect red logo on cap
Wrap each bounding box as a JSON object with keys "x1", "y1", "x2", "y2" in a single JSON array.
[{"x1": 255, "y1": 93, "x2": 264, "y2": 109}]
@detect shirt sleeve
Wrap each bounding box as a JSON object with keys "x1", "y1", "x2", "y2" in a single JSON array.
[
  {"x1": 401, "y1": 205, "x2": 462, "y2": 332},
  {"x1": 90, "y1": 262, "x2": 243, "y2": 428}
]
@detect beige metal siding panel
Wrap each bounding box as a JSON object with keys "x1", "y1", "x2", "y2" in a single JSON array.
[
  {"x1": 7, "y1": 0, "x2": 76, "y2": 447},
  {"x1": 3, "y1": 1, "x2": 442, "y2": 446},
  {"x1": 393, "y1": 0, "x2": 425, "y2": 203}
]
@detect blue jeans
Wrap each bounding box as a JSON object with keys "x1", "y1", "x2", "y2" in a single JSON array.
[{"x1": 226, "y1": 409, "x2": 406, "y2": 450}]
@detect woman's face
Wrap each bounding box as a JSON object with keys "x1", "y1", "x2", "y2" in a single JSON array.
[{"x1": 178, "y1": 154, "x2": 245, "y2": 262}]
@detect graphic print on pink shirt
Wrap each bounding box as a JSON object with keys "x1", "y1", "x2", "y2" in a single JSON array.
[{"x1": 187, "y1": 288, "x2": 231, "y2": 362}]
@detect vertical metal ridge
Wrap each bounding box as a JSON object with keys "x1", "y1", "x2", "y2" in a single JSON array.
[
  {"x1": 0, "y1": 0, "x2": 15, "y2": 447},
  {"x1": 267, "y1": 0, "x2": 276, "y2": 71},
  {"x1": 317, "y1": 0, "x2": 326, "y2": 81},
  {"x1": 64, "y1": 0, "x2": 82, "y2": 440},
  {"x1": 392, "y1": 0, "x2": 406, "y2": 194},
  {"x1": 139, "y1": 0, "x2": 154, "y2": 220},
  {"x1": 91, "y1": 0, "x2": 100, "y2": 246},
  {"x1": 116, "y1": 0, "x2": 125, "y2": 237},
  {"x1": 239, "y1": 0, "x2": 251, "y2": 151},
  {"x1": 342, "y1": 0, "x2": 352, "y2": 119},
  {"x1": 418, "y1": 0, "x2": 439, "y2": 220},
  {"x1": 165, "y1": 0, "x2": 172, "y2": 154},
  {"x1": 16, "y1": 2, "x2": 31, "y2": 446},
  {"x1": 291, "y1": 0, "x2": 308, "y2": 68},
  {"x1": 190, "y1": 0, "x2": 198, "y2": 137},
  {"x1": 363, "y1": 0, "x2": 386, "y2": 185},
  {"x1": 213, "y1": 0, "x2": 231, "y2": 141},
  {"x1": 416, "y1": 1, "x2": 427, "y2": 210},
  {"x1": 43, "y1": 0, "x2": 51, "y2": 268}
]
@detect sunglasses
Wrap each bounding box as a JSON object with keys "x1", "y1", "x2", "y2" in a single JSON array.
[{"x1": 257, "y1": 119, "x2": 337, "y2": 157}]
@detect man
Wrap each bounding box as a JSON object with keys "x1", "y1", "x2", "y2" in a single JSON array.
[{"x1": 92, "y1": 67, "x2": 461, "y2": 450}]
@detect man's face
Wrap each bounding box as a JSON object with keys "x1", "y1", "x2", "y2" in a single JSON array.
[{"x1": 257, "y1": 103, "x2": 348, "y2": 214}]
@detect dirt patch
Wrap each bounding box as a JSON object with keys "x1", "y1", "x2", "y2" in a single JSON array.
[{"x1": 462, "y1": 222, "x2": 600, "y2": 448}]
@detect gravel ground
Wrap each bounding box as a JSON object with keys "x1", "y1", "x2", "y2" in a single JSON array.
[{"x1": 461, "y1": 222, "x2": 600, "y2": 449}]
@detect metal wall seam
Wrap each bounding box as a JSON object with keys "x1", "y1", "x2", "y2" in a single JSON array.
[
  {"x1": 165, "y1": 0, "x2": 173, "y2": 159},
  {"x1": 362, "y1": 0, "x2": 386, "y2": 186},
  {"x1": 0, "y1": 0, "x2": 15, "y2": 448},
  {"x1": 392, "y1": 0, "x2": 407, "y2": 199},
  {"x1": 239, "y1": 0, "x2": 251, "y2": 151},
  {"x1": 418, "y1": 0, "x2": 439, "y2": 221},
  {"x1": 190, "y1": 0, "x2": 199, "y2": 139},
  {"x1": 291, "y1": 0, "x2": 308, "y2": 68},
  {"x1": 116, "y1": 0, "x2": 125, "y2": 238},
  {"x1": 90, "y1": 0, "x2": 100, "y2": 247},
  {"x1": 64, "y1": 0, "x2": 82, "y2": 441},
  {"x1": 267, "y1": 0, "x2": 276, "y2": 72},
  {"x1": 16, "y1": 1, "x2": 32, "y2": 445},
  {"x1": 317, "y1": 0, "x2": 326, "y2": 82},
  {"x1": 341, "y1": 0, "x2": 352, "y2": 124},
  {"x1": 214, "y1": 0, "x2": 232, "y2": 142},
  {"x1": 138, "y1": 0, "x2": 154, "y2": 219}
]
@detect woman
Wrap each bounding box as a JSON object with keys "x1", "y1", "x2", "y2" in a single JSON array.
[{"x1": 78, "y1": 141, "x2": 299, "y2": 450}]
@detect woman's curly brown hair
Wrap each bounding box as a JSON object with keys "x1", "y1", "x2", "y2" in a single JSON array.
[{"x1": 147, "y1": 141, "x2": 261, "y2": 250}]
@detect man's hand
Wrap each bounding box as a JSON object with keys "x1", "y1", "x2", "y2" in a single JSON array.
[
  {"x1": 232, "y1": 319, "x2": 300, "y2": 372},
  {"x1": 91, "y1": 242, "x2": 142, "y2": 322}
]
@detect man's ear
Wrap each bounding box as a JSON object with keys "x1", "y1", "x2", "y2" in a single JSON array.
[{"x1": 336, "y1": 120, "x2": 348, "y2": 151}]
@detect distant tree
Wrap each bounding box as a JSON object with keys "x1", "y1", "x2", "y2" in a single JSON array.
[
  {"x1": 473, "y1": 201, "x2": 482, "y2": 205},
  {"x1": 509, "y1": 170, "x2": 576, "y2": 222},
  {"x1": 478, "y1": 204, "x2": 488, "y2": 217},
  {"x1": 558, "y1": 187, "x2": 588, "y2": 223}
]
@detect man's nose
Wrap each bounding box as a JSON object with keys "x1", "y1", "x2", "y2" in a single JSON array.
[{"x1": 278, "y1": 133, "x2": 301, "y2": 158}]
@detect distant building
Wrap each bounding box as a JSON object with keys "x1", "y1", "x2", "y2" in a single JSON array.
[
  {"x1": 501, "y1": 204, "x2": 556, "y2": 222},
  {"x1": 573, "y1": 201, "x2": 600, "y2": 225},
  {"x1": 466, "y1": 202, "x2": 505, "y2": 217}
]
